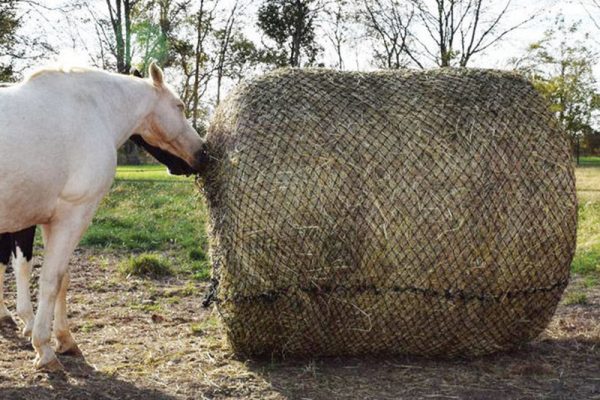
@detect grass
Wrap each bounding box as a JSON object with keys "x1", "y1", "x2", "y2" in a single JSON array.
[
  {"x1": 577, "y1": 156, "x2": 600, "y2": 167},
  {"x1": 79, "y1": 164, "x2": 209, "y2": 280},
  {"x1": 574, "y1": 156, "x2": 600, "y2": 282},
  {"x1": 190, "y1": 315, "x2": 220, "y2": 337},
  {"x1": 563, "y1": 291, "x2": 589, "y2": 306},
  {"x1": 114, "y1": 165, "x2": 191, "y2": 182},
  {"x1": 118, "y1": 253, "x2": 173, "y2": 278},
  {"x1": 583, "y1": 275, "x2": 598, "y2": 288}
]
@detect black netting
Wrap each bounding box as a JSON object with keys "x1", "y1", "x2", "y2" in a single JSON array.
[{"x1": 199, "y1": 68, "x2": 577, "y2": 358}]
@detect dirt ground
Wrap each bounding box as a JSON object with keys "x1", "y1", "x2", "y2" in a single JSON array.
[{"x1": 0, "y1": 251, "x2": 598, "y2": 400}]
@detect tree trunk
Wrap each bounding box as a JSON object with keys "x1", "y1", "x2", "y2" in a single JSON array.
[
  {"x1": 108, "y1": 0, "x2": 139, "y2": 163},
  {"x1": 192, "y1": 0, "x2": 205, "y2": 131},
  {"x1": 577, "y1": 136, "x2": 581, "y2": 166},
  {"x1": 216, "y1": 1, "x2": 238, "y2": 105}
]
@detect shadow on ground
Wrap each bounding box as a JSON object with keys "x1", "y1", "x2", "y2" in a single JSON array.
[
  {"x1": 247, "y1": 337, "x2": 600, "y2": 400},
  {"x1": 0, "y1": 320, "x2": 175, "y2": 400}
]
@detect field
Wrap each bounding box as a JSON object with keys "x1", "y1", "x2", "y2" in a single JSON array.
[{"x1": 0, "y1": 163, "x2": 599, "y2": 400}]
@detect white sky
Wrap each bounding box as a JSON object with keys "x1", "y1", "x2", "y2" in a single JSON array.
[{"x1": 15, "y1": 0, "x2": 600, "y2": 89}]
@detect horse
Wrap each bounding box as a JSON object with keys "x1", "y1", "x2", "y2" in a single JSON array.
[{"x1": 0, "y1": 62, "x2": 207, "y2": 371}]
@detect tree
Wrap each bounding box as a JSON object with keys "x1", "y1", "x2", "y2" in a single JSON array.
[
  {"x1": 358, "y1": 0, "x2": 420, "y2": 69},
  {"x1": 0, "y1": 0, "x2": 19, "y2": 81},
  {"x1": 189, "y1": 0, "x2": 217, "y2": 131},
  {"x1": 411, "y1": 0, "x2": 534, "y2": 67},
  {"x1": 128, "y1": 0, "x2": 216, "y2": 131},
  {"x1": 213, "y1": 1, "x2": 266, "y2": 103},
  {"x1": 579, "y1": 0, "x2": 600, "y2": 35},
  {"x1": 324, "y1": 0, "x2": 351, "y2": 69},
  {"x1": 132, "y1": 19, "x2": 168, "y2": 72},
  {"x1": 513, "y1": 17, "x2": 600, "y2": 163},
  {"x1": 214, "y1": 0, "x2": 239, "y2": 105},
  {"x1": 93, "y1": 0, "x2": 143, "y2": 163},
  {"x1": 150, "y1": 0, "x2": 190, "y2": 68},
  {"x1": 0, "y1": 1, "x2": 57, "y2": 80},
  {"x1": 257, "y1": 0, "x2": 322, "y2": 67},
  {"x1": 107, "y1": 0, "x2": 142, "y2": 163},
  {"x1": 358, "y1": 0, "x2": 533, "y2": 68},
  {"x1": 104, "y1": 0, "x2": 141, "y2": 74}
]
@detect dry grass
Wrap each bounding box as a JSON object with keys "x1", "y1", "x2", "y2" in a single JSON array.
[{"x1": 0, "y1": 250, "x2": 597, "y2": 399}]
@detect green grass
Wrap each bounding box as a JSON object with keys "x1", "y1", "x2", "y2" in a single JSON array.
[
  {"x1": 574, "y1": 162, "x2": 600, "y2": 282},
  {"x1": 190, "y1": 315, "x2": 220, "y2": 336},
  {"x1": 563, "y1": 292, "x2": 589, "y2": 306},
  {"x1": 583, "y1": 275, "x2": 598, "y2": 288},
  {"x1": 577, "y1": 156, "x2": 600, "y2": 167},
  {"x1": 79, "y1": 164, "x2": 209, "y2": 280},
  {"x1": 118, "y1": 253, "x2": 173, "y2": 278},
  {"x1": 114, "y1": 165, "x2": 192, "y2": 182}
]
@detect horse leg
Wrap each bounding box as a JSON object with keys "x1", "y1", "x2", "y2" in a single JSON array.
[
  {"x1": 53, "y1": 272, "x2": 81, "y2": 356},
  {"x1": 13, "y1": 226, "x2": 36, "y2": 336},
  {"x1": 32, "y1": 204, "x2": 97, "y2": 371},
  {"x1": 0, "y1": 233, "x2": 12, "y2": 321}
]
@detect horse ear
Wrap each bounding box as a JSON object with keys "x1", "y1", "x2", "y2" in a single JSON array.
[{"x1": 149, "y1": 62, "x2": 164, "y2": 87}]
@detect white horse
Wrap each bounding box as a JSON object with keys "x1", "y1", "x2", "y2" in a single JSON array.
[{"x1": 0, "y1": 63, "x2": 206, "y2": 371}]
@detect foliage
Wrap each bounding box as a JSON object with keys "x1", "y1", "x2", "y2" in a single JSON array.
[
  {"x1": 215, "y1": 29, "x2": 264, "y2": 82},
  {"x1": 132, "y1": 19, "x2": 169, "y2": 71},
  {"x1": 0, "y1": 0, "x2": 19, "y2": 81},
  {"x1": 257, "y1": 0, "x2": 322, "y2": 67},
  {"x1": 103, "y1": 0, "x2": 146, "y2": 73},
  {"x1": 213, "y1": 1, "x2": 269, "y2": 104},
  {"x1": 126, "y1": 0, "x2": 218, "y2": 130},
  {"x1": 513, "y1": 17, "x2": 600, "y2": 139}
]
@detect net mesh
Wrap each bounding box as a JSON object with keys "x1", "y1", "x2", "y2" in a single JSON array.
[{"x1": 200, "y1": 68, "x2": 577, "y2": 358}]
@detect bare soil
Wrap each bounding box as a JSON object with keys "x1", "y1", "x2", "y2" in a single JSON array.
[{"x1": 0, "y1": 251, "x2": 598, "y2": 400}]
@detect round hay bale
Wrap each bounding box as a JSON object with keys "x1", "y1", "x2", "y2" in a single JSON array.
[{"x1": 201, "y1": 68, "x2": 577, "y2": 358}]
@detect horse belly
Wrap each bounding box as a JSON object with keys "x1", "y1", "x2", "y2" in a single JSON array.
[
  {"x1": 0, "y1": 147, "x2": 67, "y2": 232},
  {"x1": 0, "y1": 176, "x2": 60, "y2": 232}
]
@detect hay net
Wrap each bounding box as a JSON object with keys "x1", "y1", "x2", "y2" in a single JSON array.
[{"x1": 201, "y1": 68, "x2": 577, "y2": 358}]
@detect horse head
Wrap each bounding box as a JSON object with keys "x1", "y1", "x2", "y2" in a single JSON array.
[{"x1": 133, "y1": 62, "x2": 207, "y2": 176}]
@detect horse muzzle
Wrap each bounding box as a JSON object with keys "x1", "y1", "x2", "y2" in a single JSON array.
[
  {"x1": 167, "y1": 160, "x2": 196, "y2": 176},
  {"x1": 168, "y1": 143, "x2": 209, "y2": 176},
  {"x1": 191, "y1": 145, "x2": 210, "y2": 174}
]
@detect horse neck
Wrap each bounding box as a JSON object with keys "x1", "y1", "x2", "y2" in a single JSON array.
[{"x1": 92, "y1": 75, "x2": 157, "y2": 149}]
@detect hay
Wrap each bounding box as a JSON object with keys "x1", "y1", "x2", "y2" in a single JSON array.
[{"x1": 200, "y1": 68, "x2": 577, "y2": 358}]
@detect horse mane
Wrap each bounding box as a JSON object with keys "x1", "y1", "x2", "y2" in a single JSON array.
[
  {"x1": 26, "y1": 66, "x2": 143, "y2": 84},
  {"x1": 27, "y1": 66, "x2": 96, "y2": 81}
]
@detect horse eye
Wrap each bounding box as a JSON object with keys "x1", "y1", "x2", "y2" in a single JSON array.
[{"x1": 177, "y1": 104, "x2": 185, "y2": 112}]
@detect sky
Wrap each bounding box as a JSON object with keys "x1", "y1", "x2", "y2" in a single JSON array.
[{"x1": 14, "y1": 0, "x2": 600, "y2": 85}]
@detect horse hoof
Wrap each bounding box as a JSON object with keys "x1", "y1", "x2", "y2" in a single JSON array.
[
  {"x1": 56, "y1": 342, "x2": 83, "y2": 357},
  {"x1": 36, "y1": 356, "x2": 64, "y2": 372}
]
